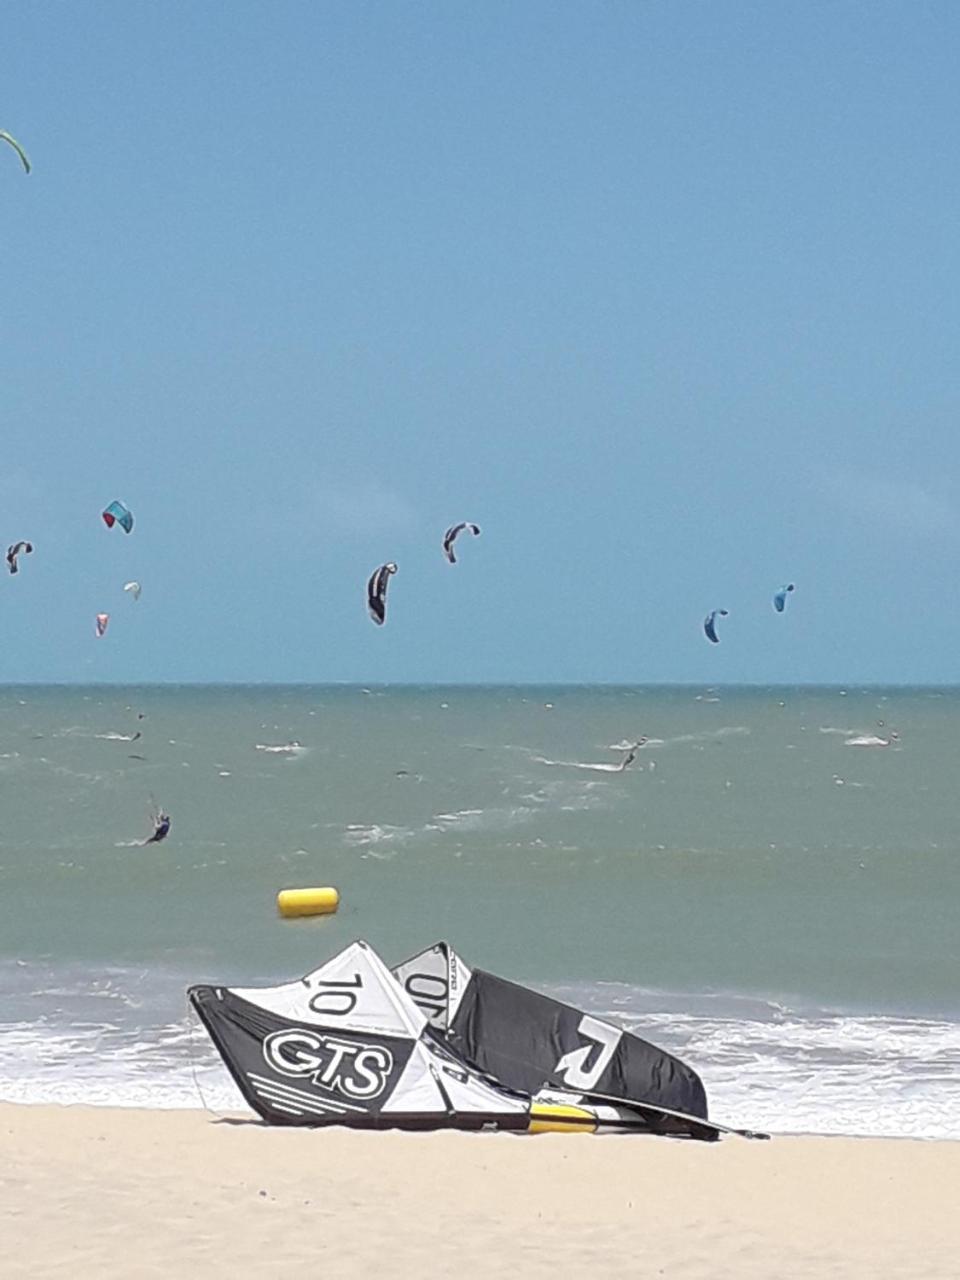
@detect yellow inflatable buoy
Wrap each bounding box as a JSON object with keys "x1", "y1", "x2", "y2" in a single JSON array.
[{"x1": 277, "y1": 887, "x2": 339, "y2": 918}]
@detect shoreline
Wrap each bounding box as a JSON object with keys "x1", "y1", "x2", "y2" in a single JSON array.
[
  {"x1": 4, "y1": 1103, "x2": 960, "y2": 1278},
  {"x1": 3, "y1": 1092, "x2": 955, "y2": 1143}
]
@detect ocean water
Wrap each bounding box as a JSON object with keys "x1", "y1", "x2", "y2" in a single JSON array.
[{"x1": 1, "y1": 683, "x2": 958, "y2": 1138}]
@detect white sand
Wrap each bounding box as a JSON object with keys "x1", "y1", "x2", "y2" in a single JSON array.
[{"x1": 2, "y1": 1104, "x2": 959, "y2": 1278}]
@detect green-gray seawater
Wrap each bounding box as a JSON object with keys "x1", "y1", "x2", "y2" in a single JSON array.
[{"x1": 1, "y1": 684, "x2": 958, "y2": 1135}]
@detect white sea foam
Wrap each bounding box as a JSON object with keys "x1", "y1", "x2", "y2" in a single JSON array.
[
  {"x1": 341, "y1": 822, "x2": 413, "y2": 850},
  {"x1": 532, "y1": 756, "x2": 633, "y2": 773},
  {"x1": 668, "y1": 1009, "x2": 960, "y2": 1139},
  {"x1": 0, "y1": 1016, "x2": 245, "y2": 1111},
  {"x1": 820, "y1": 726, "x2": 898, "y2": 747},
  {"x1": 660, "y1": 726, "x2": 749, "y2": 746},
  {"x1": 427, "y1": 806, "x2": 533, "y2": 833},
  {"x1": 547, "y1": 728, "x2": 749, "y2": 763},
  {"x1": 548, "y1": 984, "x2": 960, "y2": 1139}
]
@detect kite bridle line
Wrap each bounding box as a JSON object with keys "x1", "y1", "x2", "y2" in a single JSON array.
[{"x1": 185, "y1": 996, "x2": 229, "y2": 1122}]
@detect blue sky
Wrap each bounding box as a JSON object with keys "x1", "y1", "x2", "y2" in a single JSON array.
[{"x1": 2, "y1": 1, "x2": 958, "y2": 682}]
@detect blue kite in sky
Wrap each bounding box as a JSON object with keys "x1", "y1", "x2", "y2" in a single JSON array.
[
  {"x1": 773, "y1": 583, "x2": 795, "y2": 613},
  {"x1": 703, "y1": 609, "x2": 729, "y2": 644}
]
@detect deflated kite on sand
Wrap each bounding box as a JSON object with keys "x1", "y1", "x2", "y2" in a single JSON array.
[{"x1": 190, "y1": 939, "x2": 766, "y2": 1140}]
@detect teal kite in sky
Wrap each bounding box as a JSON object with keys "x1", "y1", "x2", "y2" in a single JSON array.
[{"x1": 102, "y1": 501, "x2": 134, "y2": 534}]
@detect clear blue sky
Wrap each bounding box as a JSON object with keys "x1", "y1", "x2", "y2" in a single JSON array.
[{"x1": 3, "y1": 1, "x2": 958, "y2": 683}]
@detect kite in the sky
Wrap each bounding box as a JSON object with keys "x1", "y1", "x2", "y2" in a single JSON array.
[
  {"x1": 6, "y1": 541, "x2": 33, "y2": 574},
  {"x1": 0, "y1": 132, "x2": 30, "y2": 174},
  {"x1": 703, "y1": 609, "x2": 729, "y2": 644},
  {"x1": 367, "y1": 562, "x2": 397, "y2": 625},
  {"x1": 95, "y1": 613, "x2": 110, "y2": 638},
  {"x1": 442, "y1": 522, "x2": 481, "y2": 564},
  {"x1": 773, "y1": 583, "x2": 795, "y2": 613},
  {"x1": 123, "y1": 581, "x2": 142, "y2": 601},
  {"x1": 102, "y1": 501, "x2": 134, "y2": 534}
]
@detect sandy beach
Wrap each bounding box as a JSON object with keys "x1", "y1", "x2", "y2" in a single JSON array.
[{"x1": 2, "y1": 1104, "x2": 958, "y2": 1279}]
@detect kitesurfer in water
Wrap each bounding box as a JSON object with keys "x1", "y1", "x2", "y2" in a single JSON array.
[
  {"x1": 618, "y1": 739, "x2": 647, "y2": 770},
  {"x1": 143, "y1": 810, "x2": 171, "y2": 845}
]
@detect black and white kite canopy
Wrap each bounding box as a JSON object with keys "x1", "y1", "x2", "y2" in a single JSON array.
[
  {"x1": 366, "y1": 562, "x2": 397, "y2": 626},
  {"x1": 190, "y1": 941, "x2": 530, "y2": 1130},
  {"x1": 190, "y1": 941, "x2": 763, "y2": 1139},
  {"x1": 6, "y1": 541, "x2": 33, "y2": 575},
  {"x1": 442, "y1": 522, "x2": 481, "y2": 564},
  {"x1": 394, "y1": 942, "x2": 709, "y2": 1124}
]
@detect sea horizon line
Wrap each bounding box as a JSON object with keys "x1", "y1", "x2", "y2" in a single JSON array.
[{"x1": 1, "y1": 681, "x2": 958, "y2": 691}]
